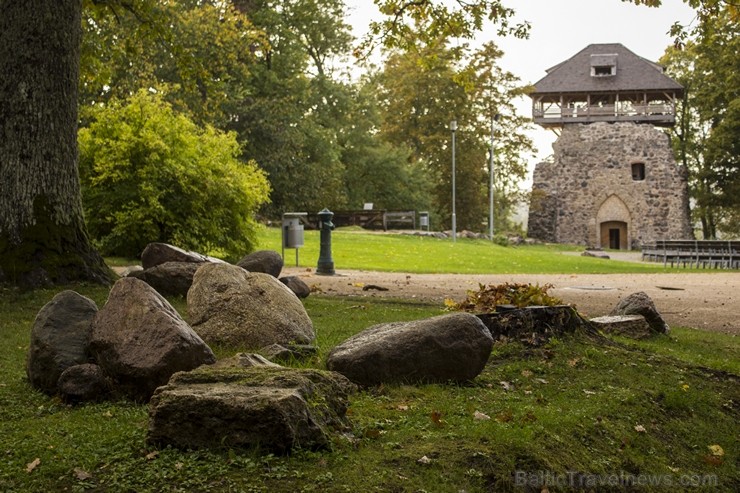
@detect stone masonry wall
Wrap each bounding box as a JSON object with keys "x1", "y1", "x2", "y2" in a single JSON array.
[{"x1": 527, "y1": 123, "x2": 692, "y2": 248}]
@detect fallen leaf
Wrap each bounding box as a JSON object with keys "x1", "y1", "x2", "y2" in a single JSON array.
[
  {"x1": 26, "y1": 458, "x2": 40, "y2": 473},
  {"x1": 175, "y1": 462, "x2": 184, "y2": 470},
  {"x1": 496, "y1": 410, "x2": 513, "y2": 423},
  {"x1": 583, "y1": 390, "x2": 596, "y2": 395},
  {"x1": 521, "y1": 370, "x2": 533, "y2": 378},
  {"x1": 473, "y1": 411, "x2": 491, "y2": 421},
  {"x1": 499, "y1": 381, "x2": 512, "y2": 391},
  {"x1": 417, "y1": 455, "x2": 432, "y2": 465},
  {"x1": 352, "y1": 282, "x2": 365, "y2": 288},
  {"x1": 103, "y1": 411, "x2": 113, "y2": 418},
  {"x1": 568, "y1": 358, "x2": 581, "y2": 367},
  {"x1": 535, "y1": 378, "x2": 548, "y2": 385},
  {"x1": 634, "y1": 425, "x2": 646, "y2": 433},
  {"x1": 397, "y1": 404, "x2": 409, "y2": 411},
  {"x1": 74, "y1": 468, "x2": 92, "y2": 480},
  {"x1": 145, "y1": 451, "x2": 159, "y2": 460},
  {"x1": 707, "y1": 445, "x2": 724, "y2": 457}
]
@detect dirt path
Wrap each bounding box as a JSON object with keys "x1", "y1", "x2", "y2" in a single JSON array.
[{"x1": 282, "y1": 267, "x2": 740, "y2": 335}]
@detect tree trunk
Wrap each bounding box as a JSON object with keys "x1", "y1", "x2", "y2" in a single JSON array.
[{"x1": 0, "y1": 0, "x2": 113, "y2": 288}]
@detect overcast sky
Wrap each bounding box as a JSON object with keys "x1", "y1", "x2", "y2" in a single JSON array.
[{"x1": 344, "y1": 0, "x2": 696, "y2": 185}]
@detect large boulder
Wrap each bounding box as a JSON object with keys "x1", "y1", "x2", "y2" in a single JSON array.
[
  {"x1": 326, "y1": 313, "x2": 493, "y2": 386},
  {"x1": 610, "y1": 291, "x2": 669, "y2": 334},
  {"x1": 237, "y1": 250, "x2": 284, "y2": 278},
  {"x1": 140, "y1": 242, "x2": 224, "y2": 270},
  {"x1": 89, "y1": 277, "x2": 216, "y2": 401},
  {"x1": 148, "y1": 360, "x2": 356, "y2": 453},
  {"x1": 128, "y1": 261, "x2": 200, "y2": 297},
  {"x1": 26, "y1": 291, "x2": 98, "y2": 395},
  {"x1": 188, "y1": 263, "x2": 315, "y2": 348}
]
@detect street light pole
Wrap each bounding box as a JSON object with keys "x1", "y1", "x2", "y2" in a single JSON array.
[
  {"x1": 450, "y1": 120, "x2": 457, "y2": 243},
  {"x1": 489, "y1": 114, "x2": 499, "y2": 242}
]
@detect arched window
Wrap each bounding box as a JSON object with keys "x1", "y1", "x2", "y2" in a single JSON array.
[{"x1": 631, "y1": 162, "x2": 646, "y2": 181}]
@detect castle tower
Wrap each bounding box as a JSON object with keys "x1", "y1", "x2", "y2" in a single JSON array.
[{"x1": 526, "y1": 43, "x2": 692, "y2": 249}]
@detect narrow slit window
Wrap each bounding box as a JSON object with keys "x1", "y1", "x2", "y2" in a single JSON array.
[{"x1": 632, "y1": 162, "x2": 646, "y2": 181}]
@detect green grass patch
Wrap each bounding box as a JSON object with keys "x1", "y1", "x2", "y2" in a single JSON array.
[
  {"x1": 258, "y1": 227, "x2": 675, "y2": 274},
  {"x1": 1, "y1": 287, "x2": 737, "y2": 492}
]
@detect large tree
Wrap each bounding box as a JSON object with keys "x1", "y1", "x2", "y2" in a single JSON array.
[
  {"x1": 660, "y1": 4, "x2": 739, "y2": 238},
  {"x1": 0, "y1": 0, "x2": 112, "y2": 288}
]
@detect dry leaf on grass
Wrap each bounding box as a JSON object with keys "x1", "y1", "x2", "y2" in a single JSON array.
[{"x1": 26, "y1": 458, "x2": 40, "y2": 473}]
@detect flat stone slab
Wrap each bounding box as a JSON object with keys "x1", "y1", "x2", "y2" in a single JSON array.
[{"x1": 590, "y1": 314, "x2": 652, "y2": 339}]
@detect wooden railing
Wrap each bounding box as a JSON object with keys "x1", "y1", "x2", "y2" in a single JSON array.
[
  {"x1": 641, "y1": 240, "x2": 740, "y2": 269},
  {"x1": 533, "y1": 103, "x2": 674, "y2": 119}
]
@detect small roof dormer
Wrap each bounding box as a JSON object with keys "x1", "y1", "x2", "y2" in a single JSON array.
[{"x1": 590, "y1": 53, "x2": 617, "y2": 77}]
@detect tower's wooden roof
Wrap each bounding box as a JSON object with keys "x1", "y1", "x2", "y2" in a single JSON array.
[{"x1": 531, "y1": 43, "x2": 683, "y2": 96}]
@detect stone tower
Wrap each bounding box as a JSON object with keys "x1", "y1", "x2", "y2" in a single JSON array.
[{"x1": 526, "y1": 43, "x2": 692, "y2": 249}]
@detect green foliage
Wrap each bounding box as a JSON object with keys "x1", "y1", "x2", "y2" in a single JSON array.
[
  {"x1": 79, "y1": 89, "x2": 270, "y2": 260},
  {"x1": 376, "y1": 34, "x2": 534, "y2": 232},
  {"x1": 446, "y1": 282, "x2": 563, "y2": 312},
  {"x1": 80, "y1": 0, "x2": 262, "y2": 128},
  {"x1": 363, "y1": 0, "x2": 529, "y2": 54},
  {"x1": 661, "y1": 5, "x2": 740, "y2": 238}
]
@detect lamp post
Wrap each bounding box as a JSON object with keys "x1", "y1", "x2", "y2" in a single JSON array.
[
  {"x1": 450, "y1": 120, "x2": 457, "y2": 242},
  {"x1": 489, "y1": 114, "x2": 500, "y2": 242}
]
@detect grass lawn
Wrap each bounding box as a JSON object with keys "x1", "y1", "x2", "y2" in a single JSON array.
[
  {"x1": 1, "y1": 283, "x2": 737, "y2": 492},
  {"x1": 257, "y1": 227, "x2": 678, "y2": 274}
]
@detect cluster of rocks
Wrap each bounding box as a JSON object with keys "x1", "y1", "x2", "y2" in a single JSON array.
[
  {"x1": 25, "y1": 242, "x2": 670, "y2": 452},
  {"x1": 591, "y1": 291, "x2": 671, "y2": 338},
  {"x1": 127, "y1": 243, "x2": 311, "y2": 299}
]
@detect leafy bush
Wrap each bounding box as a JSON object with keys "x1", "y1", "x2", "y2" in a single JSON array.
[
  {"x1": 445, "y1": 282, "x2": 563, "y2": 312},
  {"x1": 79, "y1": 90, "x2": 270, "y2": 260}
]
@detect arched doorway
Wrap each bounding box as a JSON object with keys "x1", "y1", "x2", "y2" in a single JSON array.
[
  {"x1": 596, "y1": 195, "x2": 631, "y2": 249},
  {"x1": 600, "y1": 221, "x2": 628, "y2": 249}
]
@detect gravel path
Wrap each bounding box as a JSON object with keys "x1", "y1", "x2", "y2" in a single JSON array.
[{"x1": 282, "y1": 266, "x2": 739, "y2": 335}]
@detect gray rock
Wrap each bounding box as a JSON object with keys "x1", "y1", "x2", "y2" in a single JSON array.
[
  {"x1": 89, "y1": 277, "x2": 216, "y2": 402},
  {"x1": 131, "y1": 261, "x2": 200, "y2": 297},
  {"x1": 610, "y1": 291, "x2": 669, "y2": 334},
  {"x1": 326, "y1": 312, "x2": 493, "y2": 386},
  {"x1": 148, "y1": 365, "x2": 355, "y2": 453},
  {"x1": 26, "y1": 291, "x2": 98, "y2": 395},
  {"x1": 582, "y1": 250, "x2": 610, "y2": 259},
  {"x1": 121, "y1": 265, "x2": 144, "y2": 277},
  {"x1": 57, "y1": 363, "x2": 112, "y2": 403},
  {"x1": 213, "y1": 352, "x2": 282, "y2": 369},
  {"x1": 261, "y1": 343, "x2": 318, "y2": 362},
  {"x1": 279, "y1": 276, "x2": 311, "y2": 298},
  {"x1": 237, "y1": 250, "x2": 284, "y2": 278},
  {"x1": 590, "y1": 314, "x2": 652, "y2": 339},
  {"x1": 141, "y1": 242, "x2": 224, "y2": 270},
  {"x1": 188, "y1": 263, "x2": 315, "y2": 349}
]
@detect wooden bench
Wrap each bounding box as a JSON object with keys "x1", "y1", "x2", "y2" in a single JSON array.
[{"x1": 641, "y1": 240, "x2": 740, "y2": 269}]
